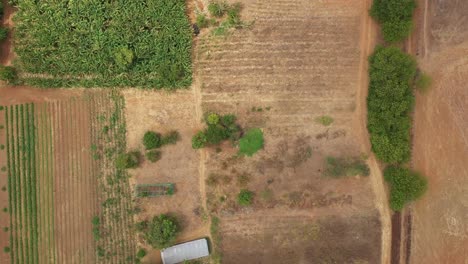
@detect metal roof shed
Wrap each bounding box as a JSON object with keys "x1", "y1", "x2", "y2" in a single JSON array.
[{"x1": 161, "y1": 238, "x2": 210, "y2": 264}]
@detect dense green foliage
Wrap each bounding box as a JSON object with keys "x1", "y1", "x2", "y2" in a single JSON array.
[
  {"x1": 116, "y1": 151, "x2": 141, "y2": 169},
  {"x1": 136, "y1": 248, "x2": 147, "y2": 259},
  {"x1": 191, "y1": 113, "x2": 241, "y2": 149},
  {"x1": 238, "y1": 128, "x2": 264, "y2": 156},
  {"x1": 370, "y1": 0, "x2": 416, "y2": 42},
  {"x1": 14, "y1": 0, "x2": 192, "y2": 88},
  {"x1": 145, "y1": 150, "x2": 161, "y2": 163},
  {"x1": 237, "y1": 189, "x2": 254, "y2": 206},
  {"x1": 367, "y1": 46, "x2": 416, "y2": 163},
  {"x1": 144, "y1": 214, "x2": 179, "y2": 249},
  {"x1": 384, "y1": 166, "x2": 427, "y2": 211},
  {"x1": 143, "y1": 131, "x2": 162, "y2": 150},
  {"x1": 0, "y1": 27, "x2": 8, "y2": 41},
  {"x1": 0, "y1": 66, "x2": 17, "y2": 83},
  {"x1": 324, "y1": 157, "x2": 370, "y2": 178}
]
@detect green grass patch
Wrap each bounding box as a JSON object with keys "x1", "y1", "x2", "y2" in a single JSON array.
[
  {"x1": 14, "y1": 0, "x2": 192, "y2": 89},
  {"x1": 384, "y1": 166, "x2": 427, "y2": 211},
  {"x1": 415, "y1": 72, "x2": 432, "y2": 93},
  {"x1": 237, "y1": 189, "x2": 254, "y2": 206},
  {"x1": 238, "y1": 128, "x2": 264, "y2": 156},
  {"x1": 315, "y1": 115, "x2": 334, "y2": 126},
  {"x1": 367, "y1": 46, "x2": 416, "y2": 163}
]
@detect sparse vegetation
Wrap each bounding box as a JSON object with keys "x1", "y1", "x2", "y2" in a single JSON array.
[
  {"x1": 116, "y1": 151, "x2": 141, "y2": 169},
  {"x1": 384, "y1": 166, "x2": 428, "y2": 211},
  {"x1": 0, "y1": 27, "x2": 8, "y2": 41},
  {"x1": 323, "y1": 157, "x2": 370, "y2": 178},
  {"x1": 415, "y1": 72, "x2": 432, "y2": 92},
  {"x1": 370, "y1": 0, "x2": 416, "y2": 42},
  {"x1": 239, "y1": 128, "x2": 264, "y2": 156},
  {"x1": 208, "y1": 1, "x2": 229, "y2": 17},
  {"x1": 367, "y1": 46, "x2": 416, "y2": 163},
  {"x1": 237, "y1": 189, "x2": 254, "y2": 206},
  {"x1": 315, "y1": 115, "x2": 334, "y2": 126}
]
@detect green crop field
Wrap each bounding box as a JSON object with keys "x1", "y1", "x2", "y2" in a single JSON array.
[{"x1": 13, "y1": 0, "x2": 192, "y2": 89}]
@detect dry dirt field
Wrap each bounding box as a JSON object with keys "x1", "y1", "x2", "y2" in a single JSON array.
[
  {"x1": 410, "y1": 1, "x2": 468, "y2": 263},
  {"x1": 194, "y1": 0, "x2": 384, "y2": 263}
]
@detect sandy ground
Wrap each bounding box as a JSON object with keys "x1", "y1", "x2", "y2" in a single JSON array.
[{"x1": 410, "y1": 0, "x2": 468, "y2": 263}]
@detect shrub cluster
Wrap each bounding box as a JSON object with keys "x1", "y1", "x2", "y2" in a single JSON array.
[
  {"x1": 139, "y1": 214, "x2": 179, "y2": 249},
  {"x1": 116, "y1": 151, "x2": 141, "y2": 169},
  {"x1": 367, "y1": 46, "x2": 416, "y2": 163},
  {"x1": 142, "y1": 130, "x2": 180, "y2": 163},
  {"x1": 238, "y1": 128, "x2": 264, "y2": 156},
  {"x1": 323, "y1": 157, "x2": 370, "y2": 178},
  {"x1": 384, "y1": 166, "x2": 427, "y2": 211},
  {"x1": 197, "y1": 1, "x2": 247, "y2": 36},
  {"x1": 192, "y1": 113, "x2": 241, "y2": 149},
  {"x1": 370, "y1": 0, "x2": 416, "y2": 42}
]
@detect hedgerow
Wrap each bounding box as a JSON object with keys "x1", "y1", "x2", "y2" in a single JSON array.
[
  {"x1": 384, "y1": 166, "x2": 427, "y2": 211},
  {"x1": 370, "y1": 0, "x2": 416, "y2": 42},
  {"x1": 14, "y1": 0, "x2": 192, "y2": 89},
  {"x1": 367, "y1": 46, "x2": 416, "y2": 163}
]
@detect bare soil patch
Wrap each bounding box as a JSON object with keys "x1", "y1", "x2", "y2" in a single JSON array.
[
  {"x1": 411, "y1": 2, "x2": 468, "y2": 262},
  {"x1": 196, "y1": 0, "x2": 382, "y2": 262}
]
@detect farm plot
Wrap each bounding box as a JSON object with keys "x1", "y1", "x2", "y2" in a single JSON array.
[
  {"x1": 2, "y1": 91, "x2": 136, "y2": 264},
  {"x1": 196, "y1": 0, "x2": 381, "y2": 262},
  {"x1": 13, "y1": 0, "x2": 192, "y2": 88}
]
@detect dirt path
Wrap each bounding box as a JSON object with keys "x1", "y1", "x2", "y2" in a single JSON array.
[{"x1": 355, "y1": 1, "x2": 391, "y2": 263}]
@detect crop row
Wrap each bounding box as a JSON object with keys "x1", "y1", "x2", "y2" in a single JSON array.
[
  {"x1": 88, "y1": 91, "x2": 136, "y2": 263},
  {"x1": 5, "y1": 103, "x2": 39, "y2": 264}
]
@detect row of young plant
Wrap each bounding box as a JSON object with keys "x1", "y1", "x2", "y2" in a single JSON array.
[
  {"x1": 369, "y1": 0, "x2": 428, "y2": 211},
  {"x1": 88, "y1": 92, "x2": 136, "y2": 262},
  {"x1": 4, "y1": 103, "x2": 39, "y2": 263}
]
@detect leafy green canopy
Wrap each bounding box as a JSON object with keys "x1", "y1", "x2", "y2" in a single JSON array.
[
  {"x1": 367, "y1": 46, "x2": 416, "y2": 163},
  {"x1": 370, "y1": 0, "x2": 416, "y2": 42},
  {"x1": 14, "y1": 0, "x2": 192, "y2": 89},
  {"x1": 192, "y1": 113, "x2": 241, "y2": 149},
  {"x1": 144, "y1": 214, "x2": 179, "y2": 249},
  {"x1": 239, "y1": 128, "x2": 264, "y2": 156},
  {"x1": 384, "y1": 166, "x2": 427, "y2": 211}
]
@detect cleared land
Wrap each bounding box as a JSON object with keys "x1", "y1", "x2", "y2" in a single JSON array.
[
  {"x1": 0, "y1": 89, "x2": 136, "y2": 264},
  {"x1": 410, "y1": 1, "x2": 468, "y2": 262},
  {"x1": 196, "y1": 0, "x2": 382, "y2": 263}
]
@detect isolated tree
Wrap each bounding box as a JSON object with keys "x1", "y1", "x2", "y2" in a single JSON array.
[{"x1": 145, "y1": 214, "x2": 179, "y2": 249}]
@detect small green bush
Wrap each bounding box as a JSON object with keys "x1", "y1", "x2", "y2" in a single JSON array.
[
  {"x1": 1, "y1": 166, "x2": 6, "y2": 172},
  {"x1": 226, "y1": 3, "x2": 243, "y2": 28},
  {"x1": 144, "y1": 214, "x2": 179, "y2": 249},
  {"x1": 2, "y1": 207, "x2": 7, "y2": 213},
  {"x1": 207, "y1": 113, "x2": 220, "y2": 125},
  {"x1": 1, "y1": 186, "x2": 5, "y2": 191},
  {"x1": 3, "y1": 226, "x2": 8, "y2": 232},
  {"x1": 239, "y1": 128, "x2": 264, "y2": 156},
  {"x1": 416, "y1": 72, "x2": 432, "y2": 92},
  {"x1": 237, "y1": 189, "x2": 254, "y2": 206},
  {"x1": 136, "y1": 248, "x2": 147, "y2": 259},
  {"x1": 208, "y1": 1, "x2": 228, "y2": 17},
  {"x1": 0, "y1": 144, "x2": 5, "y2": 150},
  {"x1": 4, "y1": 246, "x2": 10, "y2": 253},
  {"x1": 0, "y1": 66, "x2": 17, "y2": 83},
  {"x1": 196, "y1": 14, "x2": 210, "y2": 28},
  {"x1": 146, "y1": 150, "x2": 162, "y2": 163},
  {"x1": 324, "y1": 157, "x2": 370, "y2": 178},
  {"x1": 192, "y1": 131, "x2": 207, "y2": 149},
  {"x1": 315, "y1": 116, "x2": 334, "y2": 126},
  {"x1": 143, "y1": 131, "x2": 162, "y2": 150},
  {"x1": 0, "y1": 27, "x2": 8, "y2": 41},
  {"x1": 162, "y1": 131, "x2": 180, "y2": 145},
  {"x1": 0, "y1": 106, "x2": 4, "y2": 110},
  {"x1": 91, "y1": 216, "x2": 100, "y2": 226},
  {"x1": 370, "y1": 0, "x2": 416, "y2": 42},
  {"x1": 116, "y1": 151, "x2": 141, "y2": 169},
  {"x1": 384, "y1": 166, "x2": 428, "y2": 211}
]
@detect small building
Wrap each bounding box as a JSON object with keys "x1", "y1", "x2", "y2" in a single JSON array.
[{"x1": 161, "y1": 238, "x2": 210, "y2": 264}]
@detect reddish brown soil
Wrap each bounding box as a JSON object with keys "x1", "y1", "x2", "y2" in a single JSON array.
[
  {"x1": 410, "y1": 1, "x2": 468, "y2": 263},
  {"x1": 195, "y1": 0, "x2": 384, "y2": 263}
]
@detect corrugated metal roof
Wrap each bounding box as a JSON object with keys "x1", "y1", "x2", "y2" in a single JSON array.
[{"x1": 161, "y1": 238, "x2": 210, "y2": 264}]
